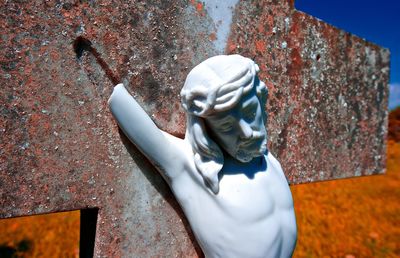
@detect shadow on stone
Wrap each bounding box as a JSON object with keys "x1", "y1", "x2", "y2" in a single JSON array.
[
  {"x1": 119, "y1": 128, "x2": 204, "y2": 257},
  {"x1": 80, "y1": 208, "x2": 99, "y2": 258}
]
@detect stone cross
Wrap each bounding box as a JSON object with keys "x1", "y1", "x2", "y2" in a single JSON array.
[{"x1": 0, "y1": 0, "x2": 389, "y2": 257}]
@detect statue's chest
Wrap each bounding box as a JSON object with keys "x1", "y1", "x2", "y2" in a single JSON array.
[{"x1": 215, "y1": 165, "x2": 293, "y2": 223}]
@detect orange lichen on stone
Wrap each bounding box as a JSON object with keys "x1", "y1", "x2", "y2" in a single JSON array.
[
  {"x1": 255, "y1": 40, "x2": 266, "y2": 52},
  {"x1": 257, "y1": 21, "x2": 265, "y2": 34},
  {"x1": 189, "y1": 0, "x2": 204, "y2": 16},
  {"x1": 196, "y1": 2, "x2": 203, "y2": 13},
  {"x1": 209, "y1": 32, "x2": 217, "y2": 41},
  {"x1": 226, "y1": 39, "x2": 237, "y2": 53},
  {"x1": 50, "y1": 51, "x2": 60, "y2": 62}
]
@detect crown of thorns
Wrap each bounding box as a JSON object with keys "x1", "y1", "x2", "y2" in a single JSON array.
[{"x1": 181, "y1": 59, "x2": 259, "y2": 117}]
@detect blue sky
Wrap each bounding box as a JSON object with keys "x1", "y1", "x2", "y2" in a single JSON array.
[{"x1": 295, "y1": 0, "x2": 400, "y2": 109}]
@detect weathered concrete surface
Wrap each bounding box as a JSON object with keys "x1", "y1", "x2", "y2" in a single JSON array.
[
  {"x1": 227, "y1": 3, "x2": 390, "y2": 183},
  {"x1": 0, "y1": 0, "x2": 389, "y2": 257}
]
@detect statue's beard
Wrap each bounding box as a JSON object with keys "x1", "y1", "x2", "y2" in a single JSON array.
[{"x1": 234, "y1": 131, "x2": 267, "y2": 163}]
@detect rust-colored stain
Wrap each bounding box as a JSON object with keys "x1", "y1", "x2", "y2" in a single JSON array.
[
  {"x1": 209, "y1": 32, "x2": 217, "y2": 41},
  {"x1": 255, "y1": 40, "x2": 266, "y2": 52},
  {"x1": 226, "y1": 39, "x2": 237, "y2": 53},
  {"x1": 196, "y1": 2, "x2": 204, "y2": 13},
  {"x1": 190, "y1": 0, "x2": 204, "y2": 16}
]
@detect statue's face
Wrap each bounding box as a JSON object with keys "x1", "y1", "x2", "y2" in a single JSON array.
[{"x1": 205, "y1": 84, "x2": 267, "y2": 163}]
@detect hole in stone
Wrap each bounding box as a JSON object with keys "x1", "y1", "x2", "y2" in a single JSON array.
[
  {"x1": 316, "y1": 54, "x2": 321, "y2": 61},
  {"x1": 73, "y1": 36, "x2": 93, "y2": 59},
  {"x1": 0, "y1": 209, "x2": 99, "y2": 258},
  {"x1": 73, "y1": 36, "x2": 119, "y2": 85}
]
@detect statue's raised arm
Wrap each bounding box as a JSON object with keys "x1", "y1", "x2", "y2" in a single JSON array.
[
  {"x1": 108, "y1": 83, "x2": 183, "y2": 181},
  {"x1": 108, "y1": 55, "x2": 297, "y2": 258}
]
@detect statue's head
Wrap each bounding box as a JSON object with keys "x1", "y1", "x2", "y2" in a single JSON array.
[{"x1": 181, "y1": 55, "x2": 268, "y2": 194}]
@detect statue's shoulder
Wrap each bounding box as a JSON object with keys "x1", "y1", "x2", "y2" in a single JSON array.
[
  {"x1": 266, "y1": 152, "x2": 280, "y2": 166},
  {"x1": 160, "y1": 132, "x2": 209, "y2": 197},
  {"x1": 160, "y1": 131, "x2": 191, "y2": 154},
  {"x1": 266, "y1": 152, "x2": 288, "y2": 182},
  {"x1": 160, "y1": 131, "x2": 196, "y2": 173}
]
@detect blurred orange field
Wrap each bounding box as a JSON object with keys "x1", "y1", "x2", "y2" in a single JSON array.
[
  {"x1": 1, "y1": 108, "x2": 399, "y2": 257},
  {"x1": 291, "y1": 140, "x2": 400, "y2": 258},
  {"x1": 0, "y1": 210, "x2": 79, "y2": 257}
]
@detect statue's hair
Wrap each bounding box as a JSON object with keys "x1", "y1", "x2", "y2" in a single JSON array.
[{"x1": 180, "y1": 55, "x2": 267, "y2": 194}]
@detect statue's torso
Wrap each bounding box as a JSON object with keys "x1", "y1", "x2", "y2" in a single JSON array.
[{"x1": 170, "y1": 139, "x2": 297, "y2": 258}]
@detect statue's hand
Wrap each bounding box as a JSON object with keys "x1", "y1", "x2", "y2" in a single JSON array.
[{"x1": 108, "y1": 83, "x2": 125, "y2": 104}]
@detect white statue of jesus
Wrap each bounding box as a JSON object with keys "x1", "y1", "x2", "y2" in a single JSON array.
[{"x1": 108, "y1": 55, "x2": 297, "y2": 258}]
